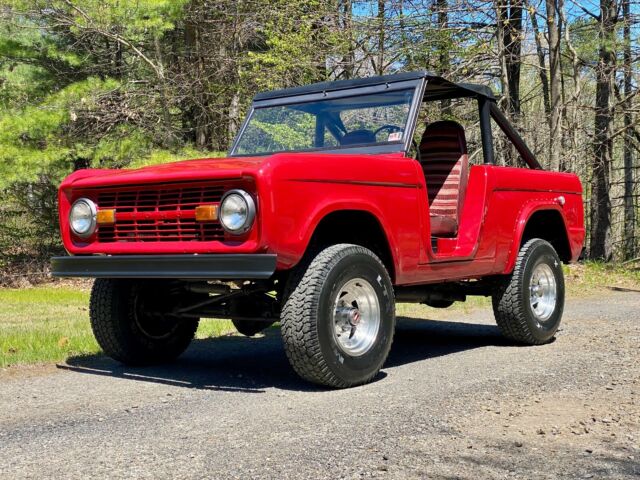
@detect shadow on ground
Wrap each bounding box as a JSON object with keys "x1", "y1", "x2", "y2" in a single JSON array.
[{"x1": 60, "y1": 316, "x2": 510, "y2": 393}]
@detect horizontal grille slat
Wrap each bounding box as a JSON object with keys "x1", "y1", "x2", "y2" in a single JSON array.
[{"x1": 94, "y1": 183, "x2": 227, "y2": 243}]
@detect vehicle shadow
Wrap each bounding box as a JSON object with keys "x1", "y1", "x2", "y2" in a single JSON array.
[
  {"x1": 60, "y1": 316, "x2": 509, "y2": 393},
  {"x1": 387, "y1": 316, "x2": 510, "y2": 368}
]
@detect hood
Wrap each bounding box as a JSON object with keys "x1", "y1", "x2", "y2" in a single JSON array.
[{"x1": 61, "y1": 155, "x2": 271, "y2": 189}]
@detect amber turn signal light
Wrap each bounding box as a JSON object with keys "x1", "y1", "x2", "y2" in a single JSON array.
[
  {"x1": 195, "y1": 205, "x2": 218, "y2": 222},
  {"x1": 96, "y1": 209, "x2": 116, "y2": 225}
]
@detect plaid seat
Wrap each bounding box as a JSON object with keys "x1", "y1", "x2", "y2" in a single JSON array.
[{"x1": 419, "y1": 120, "x2": 469, "y2": 237}]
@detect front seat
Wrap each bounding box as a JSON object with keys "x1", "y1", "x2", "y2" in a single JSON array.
[{"x1": 418, "y1": 120, "x2": 469, "y2": 237}]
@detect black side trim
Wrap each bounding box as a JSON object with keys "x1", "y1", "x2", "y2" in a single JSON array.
[{"x1": 51, "y1": 254, "x2": 277, "y2": 280}]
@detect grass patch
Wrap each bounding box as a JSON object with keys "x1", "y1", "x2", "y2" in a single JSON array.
[
  {"x1": 564, "y1": 261, "x2": 640, "y2": 293},
  {"x1": 0, "y1": 287, "x2": 96, "y2": 367},
  {"x1": 396, "y1": 295, "x2": 491, "y2": 319},
  {"x1": 0, "y1": 285, "x2": 234, "y2": 368}
]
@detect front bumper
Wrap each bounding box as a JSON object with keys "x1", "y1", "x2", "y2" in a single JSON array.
[{"x1": 51, "y1": 254, "x2": 277, "y2": 280}]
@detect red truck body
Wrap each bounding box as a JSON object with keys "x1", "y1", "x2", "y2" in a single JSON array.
[{"x1": 58, "y1": 152, "x2": 584, "y2": 285}]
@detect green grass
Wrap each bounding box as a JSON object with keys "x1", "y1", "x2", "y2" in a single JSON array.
[
  {"x1": 0, "y1": 286, "x2": 234, "y2": 368},
  {"x1": 1, "y1": 262, "x2": 638, "y2": 369},
  {"x1": 564, "y1": 261, "x2": 640, "y2": 293}
]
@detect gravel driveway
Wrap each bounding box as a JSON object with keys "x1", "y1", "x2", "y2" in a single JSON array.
[{"x1": 0, "y1": 292, "x2": 638, "y2": 479}]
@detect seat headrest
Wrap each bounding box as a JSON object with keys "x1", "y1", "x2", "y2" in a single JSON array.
[{"x1": 420, "y1": 120, "x2": 468, "y2": 154}]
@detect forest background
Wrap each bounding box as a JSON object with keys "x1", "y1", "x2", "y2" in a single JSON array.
[{"x1": 0, "y1": 0, "x2": 638, "y2": 284}]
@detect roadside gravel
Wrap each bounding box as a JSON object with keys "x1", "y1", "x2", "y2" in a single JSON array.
[{"x1": 0, "y1": 291, "x2": 638, "y2": 479}]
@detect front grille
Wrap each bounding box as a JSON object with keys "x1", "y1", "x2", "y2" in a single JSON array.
[{"x1": 94, "y1": 183, "x2": 226, "y2": 243}]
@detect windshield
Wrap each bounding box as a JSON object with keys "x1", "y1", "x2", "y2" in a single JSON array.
[{"x1": 231, "y1": 89, "x2": 415, "y2": 156}]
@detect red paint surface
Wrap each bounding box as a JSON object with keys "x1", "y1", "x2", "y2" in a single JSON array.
[{"x1": 58, "y1": 152, "x2": 585, "y2": 285}]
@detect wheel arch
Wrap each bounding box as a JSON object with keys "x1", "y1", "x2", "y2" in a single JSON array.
[
  {"x1": 304, "y1": 209, "x2": 397, "y2": 282},
  {"x1": 505, "y1": 206, "x2": 571, "y2": 273}
]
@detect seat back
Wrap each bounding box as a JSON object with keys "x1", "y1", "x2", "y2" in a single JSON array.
[{"x1": 419, "y1": 120, "x2": 469, "y2": 235}]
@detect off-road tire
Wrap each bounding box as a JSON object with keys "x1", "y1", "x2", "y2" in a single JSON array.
[
  {"x1": 90, "y1": 279, "x2": 199, "y2": 365},
  {"x1": 492, "y1": 239, "x2": 565, "y2": 345},
  {"x1": 281, "y1": 244, "x2": 395, "y2": 388},
  {"x1": 232, "y1": 319, "x2": 274, "y2": 337}
]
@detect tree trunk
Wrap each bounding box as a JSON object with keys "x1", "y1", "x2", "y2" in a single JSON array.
[
  {"x1": 590, "y1": 0, "x2": 617, "y2": 260},
  {"x1": 228, "y1": 90, "x2": 241, "y2": 147},
  {"x1": 341, "y1": 0, "x2": 355, "y2": 78},
  {"x1": 376, "y1": 0, "x2": 385, "y2": 75},
  {"x1": 505, "y1": 0, "x2": 523, "y2": 118},
  {"x1": 495, "y1": 0, "x2": 522, "y2": 165},
  {"x1": 227, "y1": 1, "x2": 243, "y2": 149},
  {"x1": 528, "y1": 3, "x2": 550, "y2": 117},
  {"x1": 622, "y1": 0, "x2": 636, "y2": 259},
  {"x1": 183, "y1": 18, "x2": 209, "y2": 148},
  {"x1": 545, "y1": 0, "x2": 562, "y2": 171},
  {"x1": 153, "y1": 34, "x2": 175, "y2": 149},
  {"x1": 559, "y1": 0, "x2": 582, "y2": 174},
  {"x1": 437, "y1": 0, "x2": 452, "y2": 116},
  {"x1": 495, "y1": 0, "x2": 510, "y2": 112},
  {"x1": 398, "y1": 0, "x2": 412, "y2": 69}
]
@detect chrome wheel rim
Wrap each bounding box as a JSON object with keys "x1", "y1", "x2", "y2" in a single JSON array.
[
  {"x1": 332, "y1": 277, "x2": 380, "y2": 356},
  {"x1": 529, "y1": 263, "x2": 557, "y2": 322}
]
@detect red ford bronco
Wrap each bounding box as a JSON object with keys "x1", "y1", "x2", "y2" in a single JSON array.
[{"x1": 52, "y1": 72, "x2": 585, "y2": 388}]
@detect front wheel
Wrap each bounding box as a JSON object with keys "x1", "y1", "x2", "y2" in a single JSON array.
[
  {"x1": 492, "y1": 239, "x2": 565, "y2": 345},
  {"x1": 281, "y1": 244, "x2": 395, "y2": 388},
  {"x1": 89, "y1": 279, "x2": 199, "y2": 365}
]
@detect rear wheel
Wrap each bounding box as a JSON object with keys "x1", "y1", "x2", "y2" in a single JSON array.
[
  {"x1": 281, "y1": 244, "x2": 395, "y2": 388},
  {"x1": 89, "y1": 279, "x2": 199, "y2": 365},
  {"x1": 492, "y1": 239, "x2": 565, "y2": 345}
]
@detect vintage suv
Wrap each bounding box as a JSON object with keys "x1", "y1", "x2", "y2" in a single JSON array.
[{"x1": 52, "y1": 72, "x2": 585, "y2": 388}]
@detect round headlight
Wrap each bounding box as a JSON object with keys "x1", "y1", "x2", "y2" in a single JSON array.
[
  {"x1": 69, "y1": 198, "x2": 97, "y2": 238},
  {"x1": 219, "y1": 190, "x2": 256, "y2": 234}
]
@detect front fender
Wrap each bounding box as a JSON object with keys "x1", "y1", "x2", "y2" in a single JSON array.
[
  {"x1": 256, "y1": 153, "x2": 424, "y2": 278},
  {"x1": 273, "y1": 199, "x2": 400, "y2": 271}
]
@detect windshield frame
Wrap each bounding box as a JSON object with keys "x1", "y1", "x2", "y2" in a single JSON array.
[{"x1": 229, "y1": 77, "x2": 426, "y2": 157}]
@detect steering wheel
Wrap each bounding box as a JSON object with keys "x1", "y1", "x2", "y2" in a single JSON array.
[{"x1": 373, "y1": 124, "x2": 403, "y2": 141}]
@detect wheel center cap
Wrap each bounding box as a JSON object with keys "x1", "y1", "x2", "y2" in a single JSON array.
[{"x1": 348, "y1": 308, "x2": 361, "y2": 326}]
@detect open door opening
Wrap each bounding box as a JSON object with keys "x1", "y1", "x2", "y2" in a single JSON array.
[
  {"x1": 414, "y1": 80, "x2": 492, "y2": 260},
  {"x1": 418, "y1": 120, "x2": 469, "y2": 249}
]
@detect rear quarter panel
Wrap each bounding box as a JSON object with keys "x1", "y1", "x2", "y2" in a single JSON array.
[{"x1": 484, "y1": 166, "x2": 585, "y2": 273}]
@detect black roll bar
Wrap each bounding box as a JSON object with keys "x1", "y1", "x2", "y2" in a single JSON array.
[{"x1": 478, "y1": 97, "x2": 495, "y2": 165}]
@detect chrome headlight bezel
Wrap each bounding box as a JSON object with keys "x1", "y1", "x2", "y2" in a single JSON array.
[
  {"x1": 69, "y1": 198, "x2": 97, "y2": 239},
  {"x1": 219, "y1": 189, "x2": 256, "y2": 234}
]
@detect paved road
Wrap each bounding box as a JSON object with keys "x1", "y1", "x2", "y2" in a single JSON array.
[{"x1": 1, "y1": 293, "x2": 638, "y2": 479}]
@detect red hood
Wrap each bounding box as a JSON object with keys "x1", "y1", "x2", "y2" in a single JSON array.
[{"x1": 61, "y1": 155, "x2": 271, "y2": 189}]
